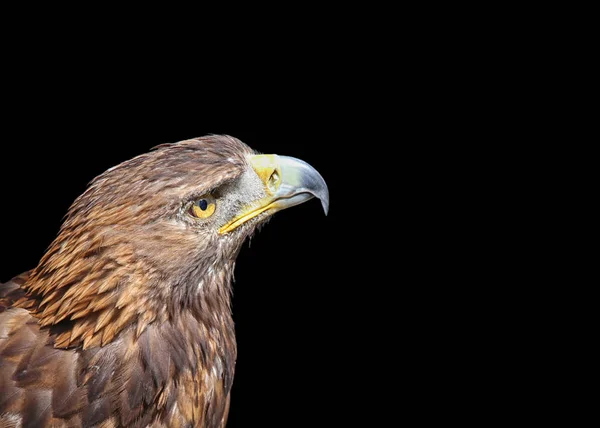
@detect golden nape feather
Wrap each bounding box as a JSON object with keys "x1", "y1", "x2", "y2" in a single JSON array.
[{"x1": 0, "y1": 135, "x2": 328, "y2": 427}]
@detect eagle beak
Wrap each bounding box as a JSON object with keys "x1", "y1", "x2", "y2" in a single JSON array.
[{"x1": 219, "y1": 154, "x2": 329, "y2": 234}]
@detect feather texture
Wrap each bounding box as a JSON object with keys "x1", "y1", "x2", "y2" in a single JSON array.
[
  {"x1": 0, "y1": 133, "x2": 331, "y2": 427},
  {"x1": 0, "y1": 136, "x2": 256, "y2": 427}
]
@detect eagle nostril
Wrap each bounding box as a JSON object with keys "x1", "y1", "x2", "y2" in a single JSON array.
[{"x1": 268, "y1": 170, "x2": 280, "y2": 192}]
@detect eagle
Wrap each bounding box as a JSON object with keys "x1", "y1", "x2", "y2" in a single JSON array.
[{"x1": 0, "y1": 135, "x2": 328, "y2": 427}]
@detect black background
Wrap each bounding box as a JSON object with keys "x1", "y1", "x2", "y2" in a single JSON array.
[
  {"x1": 0, "y1": 9, "x2": 536, "y2": 426},
  {"x1": 0, "y1": 24, "x2": 491, "y2": 424},
  {"x1": 0, "y1": 62, "x2": 500, "y2": 426}
]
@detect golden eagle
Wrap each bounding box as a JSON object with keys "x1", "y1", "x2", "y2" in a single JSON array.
[{"x1": 0, "y1": 135, "x2": 328, "y2": 427}]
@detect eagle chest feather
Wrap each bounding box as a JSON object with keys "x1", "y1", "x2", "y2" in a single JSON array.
[
  {"x1": 0, "y1": 299, "x2": 237, "y2": 427},
  {"x1": 134, "y1": 314, "x2": 237, "y2": 428}
]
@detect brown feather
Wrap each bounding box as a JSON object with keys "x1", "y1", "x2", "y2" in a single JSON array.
[
  {"x1": 0, "y1": 135, "x2": 258, "y2": 426},
  {"x1": 94, "y1": 309, "x2": 115, "y2": 334}
]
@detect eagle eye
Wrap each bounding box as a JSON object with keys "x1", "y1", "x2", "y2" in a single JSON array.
[{"x1": 190, "y1": 194, "x2": 216, "y2": 219}]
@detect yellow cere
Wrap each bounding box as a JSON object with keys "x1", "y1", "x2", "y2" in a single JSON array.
[
  {"x1": 218, "y1": 154, "x2": 283, "y2": 234},
  {"x1": 249, "y1": 154, "x2": 282, "y2": 194}
]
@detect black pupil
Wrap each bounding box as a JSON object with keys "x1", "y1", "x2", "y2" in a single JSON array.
[{"x1": 198, "y1": 199, "x2": 208, "y2": 210}]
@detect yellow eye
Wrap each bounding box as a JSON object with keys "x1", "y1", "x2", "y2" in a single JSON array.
[{"x1": 190, "y1": 195, "x2": 216, "y2": 219}]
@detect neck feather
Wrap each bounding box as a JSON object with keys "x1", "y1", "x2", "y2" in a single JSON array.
[{"x1": 19, "y1": 242, "x2": 236, "y2": 350}]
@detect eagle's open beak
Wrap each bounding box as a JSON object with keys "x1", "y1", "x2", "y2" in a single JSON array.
[{"x1": 219, "y1": 154, "x2": 329, "y2": 234}]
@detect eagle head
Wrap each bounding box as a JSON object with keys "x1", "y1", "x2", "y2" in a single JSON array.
[{"x1": 19, "y1": 135, "x2": 329, "y2": 349}]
